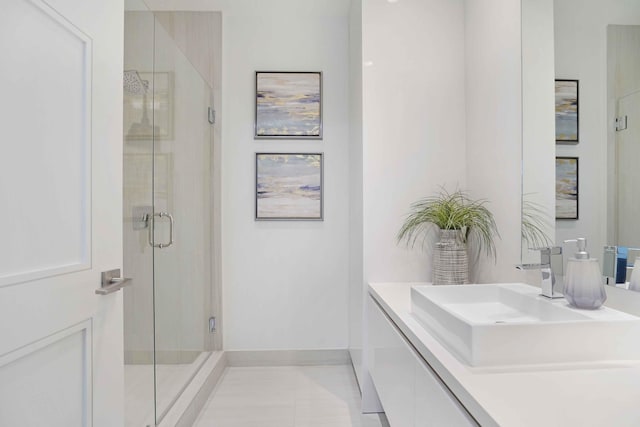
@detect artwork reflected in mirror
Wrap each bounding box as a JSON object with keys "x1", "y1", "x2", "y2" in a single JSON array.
[
  {"x1": 556, "y1": 157, "x2": 579, "y2": 220},
  {"x1": 555, "y1": 79, "x2": 578, "y2": 143}
]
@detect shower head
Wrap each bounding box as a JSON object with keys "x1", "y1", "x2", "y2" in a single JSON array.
[
  {"x1": 123, "y1": 69, "x2": 156, "y2": 139},
  {"x1": 123, "y1": 70, "x2": 148, "y2": 95}
]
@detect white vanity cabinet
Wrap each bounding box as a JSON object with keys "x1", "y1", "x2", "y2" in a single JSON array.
[{"x1": 367, "y1": 295, "x2": 478, "y2": 427}]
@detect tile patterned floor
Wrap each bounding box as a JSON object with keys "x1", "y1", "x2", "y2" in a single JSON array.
[{"x1": 193, "y1": 365, "x2": 389, "y2": 427}]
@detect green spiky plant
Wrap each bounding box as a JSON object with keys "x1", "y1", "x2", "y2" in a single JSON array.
[
  {"x1": 521, "y1": 197, "x2": 553, "y2": 249},
  {"x1": 397, "y1": 189, "x2": 499, "y2": 263}
]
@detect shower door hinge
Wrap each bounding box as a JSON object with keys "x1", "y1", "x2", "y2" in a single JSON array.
[
  {"x1": 209, "y1": 316, "x2": 217, "y2": 333},
  {"x1": 208, "y1": 107, "x2": 215, "y2": 125},
  {"x1": 616, "y1": 115, "x2": 628, "y2": 131}
]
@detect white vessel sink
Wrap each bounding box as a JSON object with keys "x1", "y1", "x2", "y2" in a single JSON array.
[{"x1": 411, "y1": 283, "x2": 640, "y2": 366}]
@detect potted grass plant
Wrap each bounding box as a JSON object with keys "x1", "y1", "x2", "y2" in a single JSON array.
[{"x1": 397, "y1": 189, "x2": 499, "y2": 285}]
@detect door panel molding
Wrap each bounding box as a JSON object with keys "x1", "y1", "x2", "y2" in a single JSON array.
[
  {"x1": 0, "y1": 0, "x2": 93, "y2": 288},
  {"x1": 0, "y1": 319, "x2": 92, "y2": 426}
]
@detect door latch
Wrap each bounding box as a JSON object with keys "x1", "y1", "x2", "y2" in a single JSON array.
[{"x1": 96, "y1": 269, "x2": 132, "y2": 295}]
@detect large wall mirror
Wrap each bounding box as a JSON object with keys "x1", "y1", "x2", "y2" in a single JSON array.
[{"x1": 522, "y1": 0, "x2": 640, "y2": 287}]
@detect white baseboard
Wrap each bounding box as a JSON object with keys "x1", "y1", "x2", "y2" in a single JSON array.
[
  {"x1": 125, "y1": 350, "x2": 203, "y2": 365},
  {"x1": 226, "y1": 349, "x2": 351, "y2": 367}
]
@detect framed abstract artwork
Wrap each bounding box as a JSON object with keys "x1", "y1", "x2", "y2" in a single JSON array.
[
  {"x1": 555, "y1": 79, "x2": 579, "y2": 143},
  {"x1": 556, "y1": 157, "x2": 579, "y2": 220},
  {"x1": 256, "y1": 153, "x2": 323, "y2": 220},
  {"x1": 255, "y1": 72, "x2": 322, "y2": 139}
]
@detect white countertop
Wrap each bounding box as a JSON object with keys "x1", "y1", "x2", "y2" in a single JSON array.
[{"x1": 369, "y1": 282, "x2": 640, "y2": 427}]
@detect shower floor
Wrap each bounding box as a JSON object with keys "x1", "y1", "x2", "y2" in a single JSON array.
[{"x1": 125, "y1": 352, "x2": 210, "y2": 427}]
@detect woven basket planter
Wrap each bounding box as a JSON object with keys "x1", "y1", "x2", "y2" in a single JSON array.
[{"x1": 433, "y1": 229, "x2": 469, "y2": 285}]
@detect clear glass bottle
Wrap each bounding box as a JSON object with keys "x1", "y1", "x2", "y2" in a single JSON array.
[
  {"x1": 629, "y1": 257, "x2": 640, "y2": 292},
  {"x1": 563, "y1": 238, "x2": 606, "y2": 309}
]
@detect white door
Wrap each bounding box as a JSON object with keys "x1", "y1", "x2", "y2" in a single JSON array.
[
  {"x1": 0, "y1": 0, "x2": 124, "y2": 426},
  {"x1": 617, "y1": 91, "x2": 640, "y2": 247}
]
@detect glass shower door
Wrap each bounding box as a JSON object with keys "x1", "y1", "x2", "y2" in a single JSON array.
[
  {"x1": 123, "y1": 4, "x2": 214, "y2": 425},
  {"x1": 151, "y1": 17, "x2": 214, "y2": 424},
  {"x1": 123, "y1": 2, "x2": 156, "y2": 426}
]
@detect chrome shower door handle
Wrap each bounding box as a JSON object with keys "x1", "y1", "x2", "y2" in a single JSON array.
[{"x1": 148, "y1": 212, "x2": 174, "y2": 248}]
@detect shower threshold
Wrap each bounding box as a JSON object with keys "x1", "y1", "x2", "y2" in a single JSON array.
[{"x1": 125, "y1": 351, "x2": 211, "y2": 427}]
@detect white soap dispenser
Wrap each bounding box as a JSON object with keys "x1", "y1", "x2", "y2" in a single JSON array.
[
  {"x1": 563, "y1": 238, "x2": 606, "y2": 309},
  {"x1": 629, "y1": 257, "x2": 640, "y2": 292}
]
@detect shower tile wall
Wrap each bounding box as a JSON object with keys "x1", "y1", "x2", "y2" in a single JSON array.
[
  {"x1": 152, "y1": 17, "x2": 212, "y2": 362},
  {"x1": 153, "y1": 11, "x2": 223, "y2": 351}
]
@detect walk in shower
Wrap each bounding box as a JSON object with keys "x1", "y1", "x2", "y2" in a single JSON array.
[{"x1": 123, "y1": 2, "x2": 220, "y2": 425}]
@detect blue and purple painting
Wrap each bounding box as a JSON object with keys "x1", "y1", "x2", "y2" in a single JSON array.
[
  {"x1": 255, "y1": 72, "x2": 321, "y2": 138},
  {"x1": 556, "y1": 157, "x2": 578, "y2": 219},
  {"x1": 555, "y1": 80, "x2": 578, "y2": 142},
  {"x1": 256, "y1": 154, "x2": 322, "y2": 219}
]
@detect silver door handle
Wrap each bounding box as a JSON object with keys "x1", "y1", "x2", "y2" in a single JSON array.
[
  {"x1": 96, "y1": 269, "x2": 133, "y2": 295},
  {"x1": 148, "y1": 212, "x2": 174, "y2": 248}
]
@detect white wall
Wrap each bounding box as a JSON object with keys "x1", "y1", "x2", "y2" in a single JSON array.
[
  {"x1": 554, "y1": 0, "x2": 640, "y2": 257},
  {"x1": 358, "y1": 0, "x2": 467, "y2": 408},
  {"x1": 222, "y1": 6, "x2": 350, "y2": 351},
  {"x1": 149, "y1": 0, "x2": 352, "y2": 351},
  {"x1": 465, "y1": 0, "x2": 524, "y2": 283},
  {"x1": 362, "y1": 0, "x2": 467, "y2": 283}
]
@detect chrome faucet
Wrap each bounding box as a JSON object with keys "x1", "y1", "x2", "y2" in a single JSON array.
[{"x1": 517, "y1": 247, "x2": 563, "y2": 299}]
